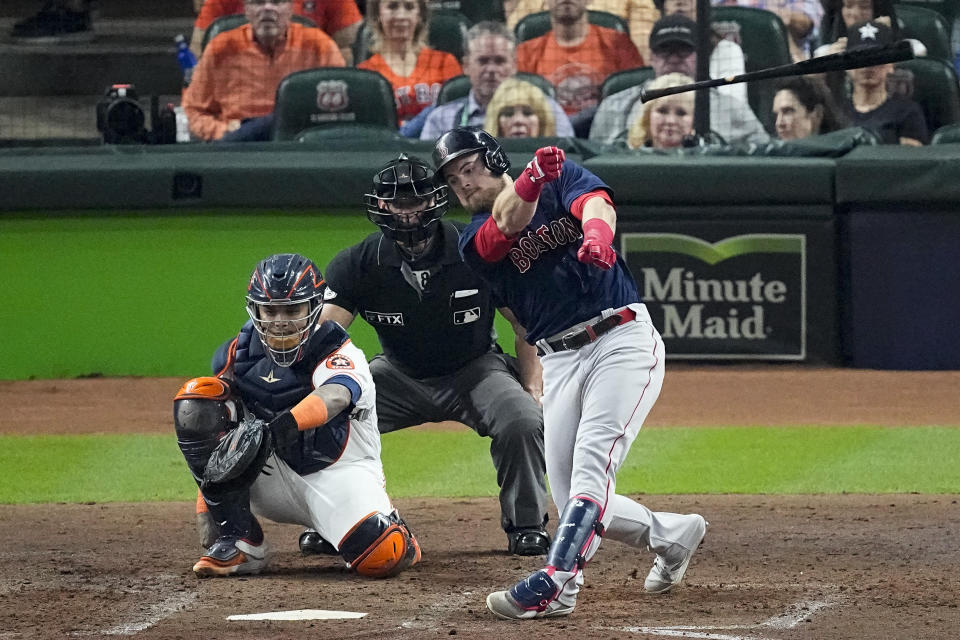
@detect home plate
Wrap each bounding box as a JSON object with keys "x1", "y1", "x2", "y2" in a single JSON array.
[{"x1": 227, "y1": 609, "x2": 367, "y2": 621}]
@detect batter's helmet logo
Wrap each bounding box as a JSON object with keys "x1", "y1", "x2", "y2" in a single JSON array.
[
  {"x1": 303, "y1": 0, "x2": 316, "y2": 11},
  {"x1": 325, "y1": 353, "x2": 355, "y2": 370},
  {"x1": 436, "y1": 142, "x2": 448, "y2": 159},
  {"x1": 316, "y1": 80, "x2": 349, "y2": 112}
]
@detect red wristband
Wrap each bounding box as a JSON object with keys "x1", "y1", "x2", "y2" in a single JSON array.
[
  {"x1": 513, "y1": 169, "x2": 543, "y2": 203},
  {"x1": 582, "y1": 217, "x2": 614, "y2": 245}
]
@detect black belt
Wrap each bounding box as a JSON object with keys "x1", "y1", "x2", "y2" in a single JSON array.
[{"x1": 542, "y1": 308, "x2": 637, "y2": 354}]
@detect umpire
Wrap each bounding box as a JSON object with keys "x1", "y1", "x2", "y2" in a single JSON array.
[{"x1": 315, "y1": 153, "x2": 549, "y2": 555}]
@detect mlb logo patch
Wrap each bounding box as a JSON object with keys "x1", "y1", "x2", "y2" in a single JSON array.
[
  {"x1": 454, "y1": 307, "x2": 481, "y2": 325},
  {"x1": 326, "y1": 353, "x2": 354, "y2": 370}
]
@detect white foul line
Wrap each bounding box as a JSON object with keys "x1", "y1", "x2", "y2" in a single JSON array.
[
  {"x1": 606, "y1": 596, "x2": 841, "y2": 640},
  {"x1": 71, "y1": 591, "x2": 198, "y2": 636}
]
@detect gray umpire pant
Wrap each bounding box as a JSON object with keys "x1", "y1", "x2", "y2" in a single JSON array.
[{"x1": 369, "y1": 351, "x2": 547, "y2": 532}]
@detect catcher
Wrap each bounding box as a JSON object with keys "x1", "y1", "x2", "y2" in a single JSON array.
[{"x1": 173, "y1": 252, "x2": 420, "y2": 578}]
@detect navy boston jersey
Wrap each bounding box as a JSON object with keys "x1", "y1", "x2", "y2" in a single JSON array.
[{"x1": 459, "y1": 161, "x2": 641, "y2": 344}]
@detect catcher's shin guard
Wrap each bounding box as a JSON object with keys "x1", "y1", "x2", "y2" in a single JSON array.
[
  {"x1": 174, "y1": 377, "x2": 237, "y2": 482},
  {"x1": 339, "y1": 511, "x2": 421, "y2": 578}
]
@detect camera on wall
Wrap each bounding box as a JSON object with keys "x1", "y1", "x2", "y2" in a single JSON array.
[{"x1": 96, "y1": 84, "x2": 176, "y2": 145}]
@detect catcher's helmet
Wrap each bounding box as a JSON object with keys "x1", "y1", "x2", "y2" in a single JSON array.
[
  {"x1": 246, "y1": 253, "x2": 325, "y2": 367},
  {"x1": 365, "y1": 153, "x2": 449, "y2": 260},
  {"x1": 432, "y1": 127, "x2": 510, "y2": 177}
]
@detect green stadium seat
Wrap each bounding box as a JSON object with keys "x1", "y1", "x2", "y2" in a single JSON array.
[
  {"x1": 429, "y1": 0, "x2": 506, "y2": 24},
  {"x1": 272, "y1": 67, "x2": 398, "y2": 141},
  {"x1": 296, "y1": 123, "x2": 403, "y2": 143},
  {"x1": 895, "y1": 0, "x2": 959, "y2": 35},
  {"x1": 894, "y1": 57, "x2": 960, "y2": 133},
  {"x1": 514, "y1": 10, "x2": 629, "y2": 43},
  {"x1": 930, "y1": 122, "x2": 960, "y2": 143},
  {"x1": 353, "y1": 9, "x2": 470, "y2": 64},
  {"x1": 436, "y1": 71, "x2": 556, "y2": 105},
  {"x1": 896, "y1": 4, "x2": 953, "y2": 63},
  {"x1": 600, "y1": 66, "x2": 654, "y2": 101},
  {"x1": 201, "y1": 14, "x2": 317, "y2": 52},
  {"x1": 711, "y1": 6, "x2": 793, "y2": 134}
]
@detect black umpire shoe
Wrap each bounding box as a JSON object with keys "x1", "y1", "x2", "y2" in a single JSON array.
[
  {"x1": 507, "y1": 528, "x2": 551, "y2": 556},
  {"x1": 298, "y1": 530, "x2": 339, "y2": 556}
]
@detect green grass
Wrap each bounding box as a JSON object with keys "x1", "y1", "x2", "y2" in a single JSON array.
[{"x1": 2, "y1": 426, "x2": 958, "y2": 504}]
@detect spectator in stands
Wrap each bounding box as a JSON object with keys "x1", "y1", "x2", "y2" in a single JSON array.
[
  {"x1": 191, "y1": 0, "x2": 363, "y2": 63},
  {"x1": 414, "y1": 22, "x2": 574, "y2": 140},
  {"x1": 843, "y1": 19, "x2": 928, "y2": 145},
  {"x1": 817, "y1": 0, "x2": 894, "y2": 54},
  {"x1": 772, "y1": 75, "x2": 849, "y2": 139},
  {"x1": 182, "y1": 0, "x2": 345, "y2": 142},
  {"x1": 713, "y1": 0, "x2": 823, "y2": 61},
  {"x1": 656, "y1": 0, "x2": 748, "y2": 104},
  {"x1": 505, "y1": 0, "x2": 659, "y2": 63},
  {"x1": 625, "y1": 72, "x2": 696, "y2": 148},
  {"x1": 357, "y1": 0, "x2": 462, "y2": 127},
  {"x1": 515, "y1": 0, "x2": 645, "y2": 117},
  {"x1": 483, "y1": 77, "x2": 558, "y2": 138},
  {"x1": 10, "y1": 0, "x2": 92, "y2": 41},
  {"x1": 589, "y1": 14, "x2": 769, "y2": 145}
]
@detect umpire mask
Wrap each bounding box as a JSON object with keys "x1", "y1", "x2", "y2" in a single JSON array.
[{"x1": 365, "y1": 154, "x2": 449, "y2": 261}]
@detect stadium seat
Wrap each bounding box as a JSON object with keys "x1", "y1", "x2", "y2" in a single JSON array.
[
  {"x1": 295, "y1": 123, "x2": 403, "y2": 143},
  {"x1": 353, "y1": 9, "x2": 470, "y2": 64},
  {"x1": 930, "y1": 122, "x2": 960, "y2": 143},
  {"x1": 436, "y1": 71, "x2": 556, "y2": 105},
  {"x1": 894, "y1": 57, "x2": 960, "y2": 133},
  {"x1": 711, "y1": 6, "x2": 792, "y2": 134},
  {"x1": 895, "y1": 0, "x2": 959, "y2": 35},
  {"x1": 896, "y1": 4, "x2": 953, "y2": 63},
  {"x1": 201, "y1": 14, "x2": 317, "y2": 52},
  {"x1": 272, "y1": 67, "x2": 398, "y2": 141},
  {"x1": 600, "y1": 66, "x2": 654, "y2": 101},
  {"x1": 428, "y1": 0, "x2": 506, "y2": 25},
  {"x1": 514, "y1": 10, "x2": 629, "y2": 43}
]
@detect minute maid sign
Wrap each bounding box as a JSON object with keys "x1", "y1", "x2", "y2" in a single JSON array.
[{"x1": 621, "y1": 233, "x2": 806, "y2": 360}]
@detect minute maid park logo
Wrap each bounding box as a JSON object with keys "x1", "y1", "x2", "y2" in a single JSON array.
[{"x1": 621, "y1": 233, "x2": 807, "y2": 360}]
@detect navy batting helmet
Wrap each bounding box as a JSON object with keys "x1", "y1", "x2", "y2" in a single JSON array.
[
  {"x1": 432, "y1": 127, "x2": 510, "y2": 177},
  {"x1": 365, "y1": 153, "x2": 449, "y2": 260},
  {"x1": 246, "y1": 253, "x2": 325, "y2": 367}
]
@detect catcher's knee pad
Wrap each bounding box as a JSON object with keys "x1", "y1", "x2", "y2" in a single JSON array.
[
  {"x1": 174, "y1": 377, "x2": 237, "y2": 480},
  {"x1": 339, "y1": 511, "x2": 421, "y2": 578}
]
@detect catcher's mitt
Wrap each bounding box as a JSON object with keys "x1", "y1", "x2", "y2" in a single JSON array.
[{"x1": 201, "y1": 417, "x2": 273, "y2": 492}]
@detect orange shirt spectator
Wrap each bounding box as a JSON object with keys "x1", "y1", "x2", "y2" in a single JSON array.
[
  {"x1": 517, "y1": 24, "x2": 643, "y2": 115},
  {"x1": 195, "y1": 0, "x2": 360, "y2": 33},
  {"x1": 192, "y1": 0, "x2": 362, "y2": 60},
  {"x1": 506, "y1": 0, "x2": 659, "y2": 63},
  {"x1": 358, "y1": 48, "x2": 462, "y2": 125},
  {"x1": 183, "y1": 22, "x2": 345, "y2": 140}
]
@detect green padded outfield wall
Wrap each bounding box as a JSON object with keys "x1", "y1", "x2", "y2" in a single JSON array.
[{"x1": 0, "y1": 209, "x2": 519, "y2": 380}]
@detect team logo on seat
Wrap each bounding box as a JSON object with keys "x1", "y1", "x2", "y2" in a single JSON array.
[{"x1": 316, "y1": 80, "x2": 349, "y2": 112}]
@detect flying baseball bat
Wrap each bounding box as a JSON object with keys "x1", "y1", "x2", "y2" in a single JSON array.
[{"x1": 639, "y1": 40, "x2": 915, "y2": 102}]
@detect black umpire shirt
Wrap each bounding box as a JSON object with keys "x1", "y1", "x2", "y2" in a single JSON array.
[{"x1": 323, "y1": 220, "x2": 501, "y2": 379}]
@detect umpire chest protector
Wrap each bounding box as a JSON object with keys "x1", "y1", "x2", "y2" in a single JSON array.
[{"x1": 325, "y1": 221, "x2": 499, "y2": 378}]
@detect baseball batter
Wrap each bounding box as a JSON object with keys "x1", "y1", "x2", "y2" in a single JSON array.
[
  {"x1": 173, "y1": 253, "x2": 420, "y2": 578},
  {"x1": 432, "y1": 128, "x2": 707, "y2": 619},
  {"x1": 312, "y1": 153, "x2": 550, "y2": 556}
]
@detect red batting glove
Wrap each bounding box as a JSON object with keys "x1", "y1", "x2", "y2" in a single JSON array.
[
  {"x1": 513, "y1": 146, "x2": 566, "y2": 202},
  {"x1": 577, "y1": 218, "x2": 616, "y2": 270}
]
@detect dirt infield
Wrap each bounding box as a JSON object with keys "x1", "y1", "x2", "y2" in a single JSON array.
[{"x1": 2, "y1": 366, "x2": 959, "y2": 639}]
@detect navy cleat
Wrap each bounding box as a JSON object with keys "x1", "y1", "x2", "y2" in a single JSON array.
[
  {"x1": 193, "y1": 535, "x2": 270, "y2": 577},
  {"x1": 298, "y1": 529, "x2": 339, "y2": 556},
  {"x1": 486, "y1": 569, "x2": 574, "y2": 620}
]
